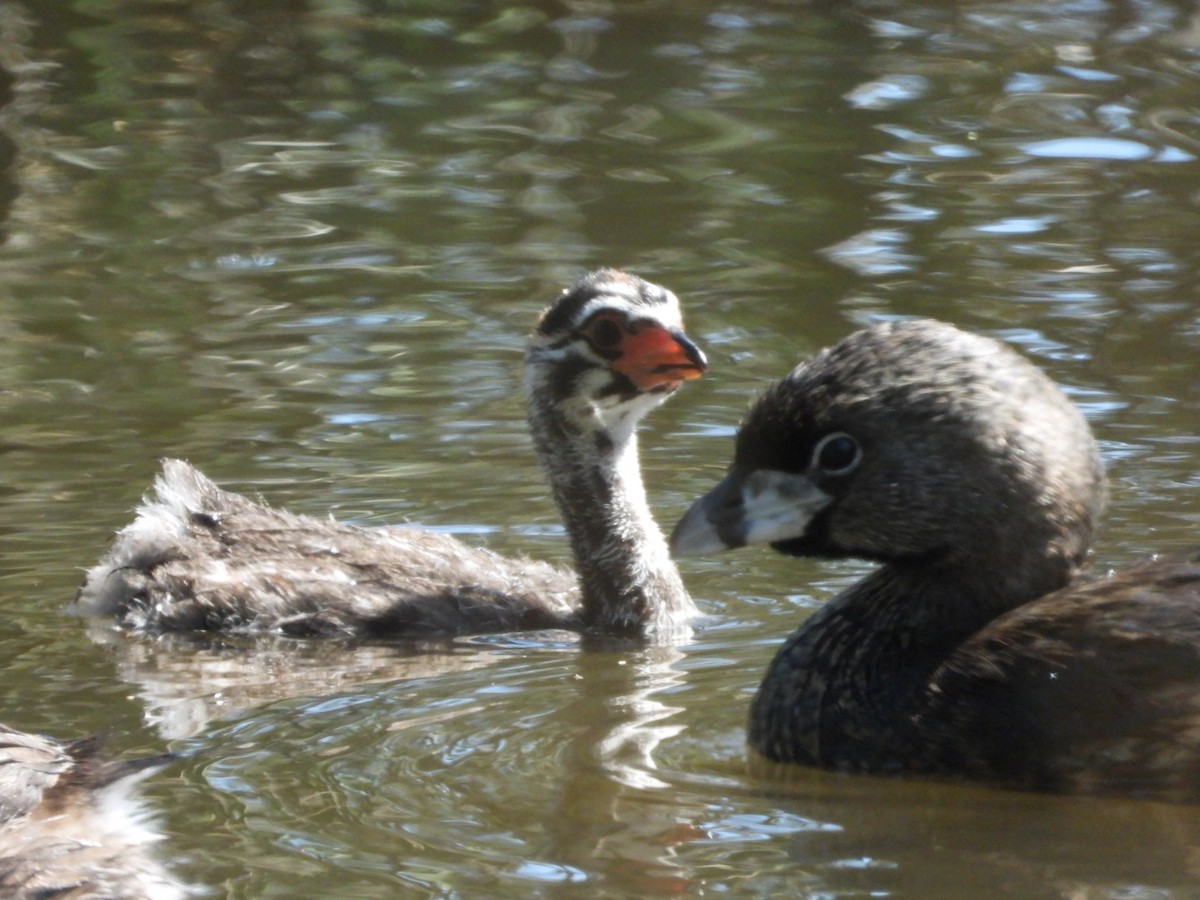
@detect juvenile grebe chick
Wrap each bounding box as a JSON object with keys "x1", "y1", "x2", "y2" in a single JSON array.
[{"x1": 80, "y1": 269, "x2": 705, "y2": 643}]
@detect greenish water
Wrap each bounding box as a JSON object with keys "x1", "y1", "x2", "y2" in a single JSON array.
[{"x1": 2, "y1": 0, "x2": 1199, "y2": 896}]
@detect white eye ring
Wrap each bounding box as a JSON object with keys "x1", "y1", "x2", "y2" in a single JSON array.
[{"x1": 811, "y1": 432, "x2": 861, "y2": 476}]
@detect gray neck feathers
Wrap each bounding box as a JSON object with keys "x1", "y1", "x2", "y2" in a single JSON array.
[{"x1": 526, "y1": 381, "x2": 696, "y2": 641}]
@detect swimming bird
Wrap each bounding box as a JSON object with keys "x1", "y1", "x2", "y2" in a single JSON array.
[
  {"x1": 0, "y1": 724, "x2": 184, "y2": 898},
  {"x1": 672, "y1": 319, "x2": 1200, "y2": 800},
  {"x1": 79, "y1": 269, "x2": 705, "y2": 642}
]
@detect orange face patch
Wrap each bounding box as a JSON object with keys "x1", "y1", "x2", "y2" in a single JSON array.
[{"x1": 610, "y1": 321, "x2": 707, "y2": 391}]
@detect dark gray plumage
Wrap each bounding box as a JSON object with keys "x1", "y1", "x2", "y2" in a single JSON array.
[
  {"x1": 0, "y1": 724, "x2": 185, "y2": 898},
  {"x1": 79, "y1": 270, "x2": 704, "y2": 642},
  {"x1": 672, "y1": 319, "x2": 1200, "y2": 800}
]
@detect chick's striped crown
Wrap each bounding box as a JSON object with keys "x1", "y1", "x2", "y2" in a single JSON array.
[{"x1": 534, "y1": 268, "x2": 683, "y2": 341}]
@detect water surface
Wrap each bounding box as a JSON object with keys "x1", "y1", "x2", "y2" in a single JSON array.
[{"x1": 2, "y1": 1, "x2": 1199, "y2": 896}]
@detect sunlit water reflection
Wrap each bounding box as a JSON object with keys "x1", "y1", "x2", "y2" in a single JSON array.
[{"x1": 1, "y1": 0, "x2": 1199, "y2": 896}]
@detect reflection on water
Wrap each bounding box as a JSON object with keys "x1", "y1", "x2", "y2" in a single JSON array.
[
  {"x1": 1, "y1": 0, "x2": 1199, "y2": 896},
  {"x1": 84, "y1": 624, "x2": 516, "y2": 740}
]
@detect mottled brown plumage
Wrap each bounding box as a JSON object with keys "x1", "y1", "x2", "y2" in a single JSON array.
[
  {"x1": 672, "y1": 319, "x2": 1200, "y2": 800},
  {"x1": 79, "y1": 270, "x2": 704, "y2": 642},
  {"x1": 0, "y1": 724, "x2": 185, "y2": 898}
]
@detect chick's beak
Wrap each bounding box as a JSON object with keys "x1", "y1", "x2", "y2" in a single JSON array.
[{"x1": 612, "y1": 325, "x2": 708, "y2": 391}]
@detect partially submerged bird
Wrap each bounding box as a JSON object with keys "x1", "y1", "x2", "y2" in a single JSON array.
[
  {"x1": 0, "y1": 724, "x2": 184, "y2": 898},
  {"x1": 79, "y1": 269, "x2": 705, "y2": 642},
  {"x1": 672, "y1": 319, "x2": 1200, "y2": 800}
]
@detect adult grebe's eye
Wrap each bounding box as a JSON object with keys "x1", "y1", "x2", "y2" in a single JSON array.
[
  {"x1": 812, "y1": 432, "x2": 861, "y2": 476},
  {"x1": 583, "y1": 313, "x2": 625, "y2": 350}
]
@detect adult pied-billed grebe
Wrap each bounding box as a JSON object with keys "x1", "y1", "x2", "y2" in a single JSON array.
[
  {"x1": 672, "y1": 319, "x2": 1200, "y2": 800},
  {"x1": 78, "y1": 269, "x2": 705, "y2": 643},
  {"x1": 0, "y1": 724, "x2": 185, "y2": 898}
]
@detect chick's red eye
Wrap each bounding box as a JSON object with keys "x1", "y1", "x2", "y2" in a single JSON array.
[{"x1": 584, "y1": 314, "x2": 625, "y2": 349}]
